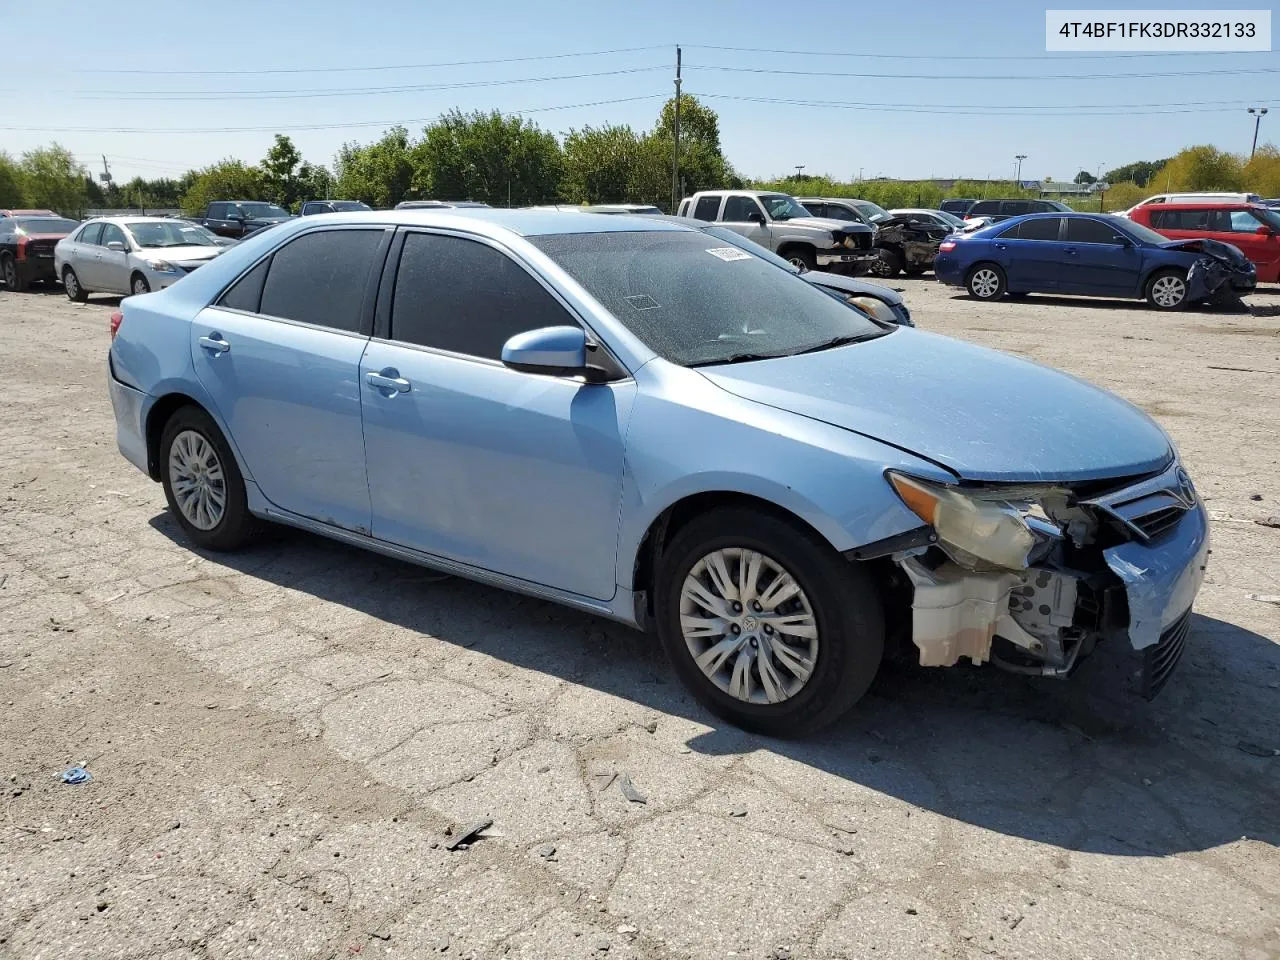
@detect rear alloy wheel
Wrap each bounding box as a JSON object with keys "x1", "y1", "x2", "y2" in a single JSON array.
[
  {"x1": 655, "y1": 507, "x2": 884, "y2": 736},
  {"x1": 131, "y1": 273, "x2": 151, "y2": 296},
  {"x1": 63, "y1": 266, "x2": 88, "y2": 303},
  {"x1": 1145, "y1": 269, "x2": 1188, "y2": 310},
  {"x1": 967, "y1": 263, "x2": 1006, "y2": 300},
  {"x1": 160, "y1": 406, "x2": 258, "y2": 551}
]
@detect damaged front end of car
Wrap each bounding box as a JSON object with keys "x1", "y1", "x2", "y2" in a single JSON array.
[
  {"x1": 873, "y1": 218, "x2": 952, "y2": 272},
  {"x1": 1166, "y1": 237, "x2": 1258, "y2": 301},
  {"x1": 880, "y1": 462, "x2": 1209, "y2": 698}
]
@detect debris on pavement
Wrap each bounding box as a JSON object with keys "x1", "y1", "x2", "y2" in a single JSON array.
[
  {"x1": 616, "y1": 924, "x2": 638, "y2": 935},
  {"x1": 1237, "y1": 741, "x2": 1279, "y2": 758},
  {"x1": 618, "y1": 775, "x2": 647, "y2": 804},
  {"x1": 1257, "y1": 516, "x2": 1280, "y2": 529},
  {"x1": 444, "y1": 817, "x2": 493, "y2": 850},
  {"x1": 1247, "y1": 594, "x2": 1280, "y2": 606},
  {"x1": 536, "y1": 843, "x2": 557, "y2": 861},
  {"x1": 728, "y1": 806, "x2": 748, "y2": 818},
  {"x1": 58, "y1": 766, "x2": 92, "y2": 785}
]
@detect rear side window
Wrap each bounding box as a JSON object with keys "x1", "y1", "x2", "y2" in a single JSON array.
[
  {"x1": 258, "y1": 229, "x2": 383, "y2": 332},
  {"x1": 1164, "y1": 209, "x2": 1212, "y2": 230},
  {"x1": 1010, "y1": 217, "x2": 1061, "y2": 241},
  {"x1": 390, "y1": 232, "x2": 574, "y2": 360},
  {"x1": 208, "y1": 203, "x2": 226, "y2": 219},
  {"x1": 1065, "y1": 218, "x2": 1121, "y2": 244},
  {"x1": 692, "y1": 196, "x2": 721, "y2": 221},
  {"x1": 217, "y1": 257, "x2": 271, "y2": 313},
  {"x1": 1002, "y1": 201, "x2": 1033, "y2": 216},
  {"x1": 80, "y1": 222, "x2": 104, "y2": 245}
]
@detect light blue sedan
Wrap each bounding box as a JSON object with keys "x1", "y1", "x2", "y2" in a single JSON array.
[{"x1": 107, "y1": 210, "x2": 1208, "y2": 735}]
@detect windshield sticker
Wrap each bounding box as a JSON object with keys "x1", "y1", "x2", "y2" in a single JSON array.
[{"x1": 705, "y1": 246, "x2": 752, "y2": 262}]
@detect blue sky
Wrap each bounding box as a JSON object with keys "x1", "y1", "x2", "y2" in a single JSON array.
[{"x1": 3, "y1": 0, "x2": 1275, "y2": 185}]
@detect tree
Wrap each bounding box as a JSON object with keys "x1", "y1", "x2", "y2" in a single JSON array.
[
  {"x1": 181, "y1": 160, "x2": 264, "y2": 214},
  {"x1": 0, "y1": 152, "x2": 23, "y2": 208},
  {"x1": 653, "y1": 94, "x2": 731, "y2": 200},
  {"x1": 260, "y1": 134, "x2": 305, "y2": 207},
  {"x1": 1104, "y1": 159, "x2": 1167, "y2": 188},
  {"x1": 297, "y1": 162, "x2": 334, "y2": 206},
  {"x1": 562, "y1": 124, "x2": 640, "y2": 203},
  {"x1": 1150, "y1": 145, "x2": 1243, "y2": 193},
  {"x1": 413, "y1": 110, "x2": 562, "y2": 206},
  {"x1": 1242, "y1": 144, "x2": 1280, "y2": 198},
  {"x1": 1073, "y1": 170, "x2": 1097, "y2": 184},
  {"x1": 335, "y1": 126, "x2": 416, "y2": 207},
  {"x1": 19, "y1": 144, "x2": 88, "y2": 215}
]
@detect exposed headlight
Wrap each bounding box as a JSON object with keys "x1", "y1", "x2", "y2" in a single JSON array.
[
  {"x1": 146, "y1": 259, "x2": 179, "y2": 273},
  {"x1": 887, "y1": 472, "x2": 1061, "y2": 570},
  {"x1": 846, "y1": 295, "x2": 898, "y2": 325}
]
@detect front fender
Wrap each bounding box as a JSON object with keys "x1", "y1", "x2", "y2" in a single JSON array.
[{"x1": 614, "y1": 363, "x2": 954, "y2": 590}]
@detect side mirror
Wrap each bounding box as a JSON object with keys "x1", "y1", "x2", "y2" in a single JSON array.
[
  {"x1": 1112, "y1": 234, "x2": 1133, "y2": 246},
  {"x1": 747, "y1": 210, "x2": 766, "y2": 225},
  {"x1": 106, "y1": 240, "x2": 126, "y2": 252},
  {"x1": 229, "y1": 213, "x2": 246, "y2": 222},
  {"x1": 501, "y1": 326, "x2": 588, "y2": 377},
  {"x1": 1256, "y1": 224, "x2": 1274, "y2": 236}
]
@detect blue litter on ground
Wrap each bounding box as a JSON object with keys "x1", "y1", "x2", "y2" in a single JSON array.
[{"x1": 59, "y1": 767, "x2": 92, "y2": 785}]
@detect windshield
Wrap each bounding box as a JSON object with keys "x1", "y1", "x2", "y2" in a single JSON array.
[
  {"x1": 935, "y1": 210, "x2": 968, "y2": 228},
  {"x1": 14, "y1": 217, "x2": 79, "y2": 233},
  {"x1": 127, "y1": 220, "x2": 219, "y2": 248},
  {"x1": 759, "y1": 194, "x2": 811, "y2": 221},
  {"x1": 1252, "y1": 207, "x2": 1280, "y2": 230},
  {"x1": 329, "y1": 200, "x2": 371, "y2": 212},
  {"x1": 851, "y1": 200, "x2": 891, "y2": 223},
  {"x1": 1120, "y1": 219, "x2": 1176, "y2": 246},
  {"x1": 530, "y1": 230, "x2": 887, "y2": 367},
  {"x1": 236, "y1": 202, "x2": 290, "y2": 219}
]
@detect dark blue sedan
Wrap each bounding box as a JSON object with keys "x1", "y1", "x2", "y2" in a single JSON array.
[{"x1": 934, "y1": 213, "x2": 1256, "y2": 310}]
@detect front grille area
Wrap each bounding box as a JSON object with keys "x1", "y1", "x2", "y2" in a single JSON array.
[
  {"x1": 1131, "y1": 505, "x2": 1187, "y2": 541},
  {"x1": 847, "y1": 232, "x2": 873, "y2": 251},
  {"x1": 1142, "y1": 609, "x2": 1192, "y2": 699}
]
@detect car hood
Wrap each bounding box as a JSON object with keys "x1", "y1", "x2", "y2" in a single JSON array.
[
  {"x1": 803, "y1": 272, "x2": 903, "y2": 305},
  {"x1": 780, "y1": 217, "x2": 874, "y2": 236},
  {"x1": 1158, "y1": 237, "x2": 1249, "y2": 265},
  {"x1": 698, "y1": 329, "x2": 1173, "y2": 483},
  {"x1": 135, "y1": 245, "x2": 223, "y2": 262}
]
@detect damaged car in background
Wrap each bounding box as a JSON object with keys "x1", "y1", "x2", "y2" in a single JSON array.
[
  {"x1": 797, "y1": 196, "x2": 952, "y2": 277},
  {"x1": 107, "y1": 210, "x2": 1208, "y2": 737},
  {"x1": 934, "y1": 212, "x2": 1256, "y2": 309}
]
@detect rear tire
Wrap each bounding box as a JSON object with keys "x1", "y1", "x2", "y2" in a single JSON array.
[
  {"x1": 159, "y1": 406, "x2": 259, "y2": 551},
  {"x1": 2, "y1": 255, "x2": 28, "y2": 292},
  {"x1": 654, "y1": 507, "x2": 885, "y2": 737},
  {"x1": 966, "y1": 262, "x2": 1006, "y2": 300},
  {"x1": 62, "y1": 266, "x2": 88, "y2": 303},
  {"x1": 1145, "y1": 269, "x2": 1188, "y2": 310}
]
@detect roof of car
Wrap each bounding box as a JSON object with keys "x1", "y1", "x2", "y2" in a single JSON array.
[
  {"x1": 265, "y1": 208, "x2": 689, "y2": 238},
  {"x1": 1139, "y1": 201, "x2": 1266, "y2": 209},
  {"x1": 80, "y1": 215, "x2": 197, "y2": 225}
]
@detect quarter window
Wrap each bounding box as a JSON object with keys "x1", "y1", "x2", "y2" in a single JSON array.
[
  {"x1": 390, "y1": 232, "x2": 575, "y2": 360},
  {"x1": 257, "y1": 229, "x2": 383, "y2": 333},
  {"x1": 217, "y1": 257, "x2": 271, "y2": 313},
  {"x1": 692, "y1": 196, "x2": 721, "y2": 221}
]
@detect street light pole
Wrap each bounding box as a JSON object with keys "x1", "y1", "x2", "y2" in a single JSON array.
[
  {"x1": 794, "y1": 164, "x2": 805, "y2": 180},
  {"x1": 1014, "y1": 154, "x2": 1027, "y2": 186},
  {"x1": 1248, "y1": 106, "x2": 1268, "y2": 158}
]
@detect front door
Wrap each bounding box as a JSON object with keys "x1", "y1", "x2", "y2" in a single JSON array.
[
  {"x1": 361, "y1": 230, "x2": 634, "y2": 601},
  {"x1": 1219, "y1": 208, "x2": 1280, "y2": 279},
  {"x1": 94, "y1": 223, "x2": 132, "y2": 293},
  {"x1": 718, "y1": 195, "x2": 772, "y2": 247},
  {"x1": 1057, "y1": 216, "x2": 1142, "y2": 295},
  {"x1": 189, "y1": 227, "x2": 389, "y2": 533}
]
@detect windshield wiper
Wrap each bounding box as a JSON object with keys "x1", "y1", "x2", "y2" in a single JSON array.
[
  {"x1": 789, "y1": 331, "x2": 887, "y2": 356},
  {"x1": 688, "y1": 351, "x2": 786, "y2": 368}
]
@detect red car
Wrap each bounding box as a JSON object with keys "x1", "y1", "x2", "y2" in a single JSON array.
[
  {"x1": 1130, "y1": 202, "x2": 1280, "y2": 283},
  {"x1": 0, "y1": 215, "x2": 81, "y2": 291}
]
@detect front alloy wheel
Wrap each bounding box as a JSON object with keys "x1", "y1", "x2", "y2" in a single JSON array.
[
  {"x1": 132, "y1": 274, "x2": 151, "y2": 296},
  {"x1": 1146, "y1": 271, "x2": 1188, "y2": 310},
  {"x1": 680, "y1": 547, "x2": 819, "y2": 704}
]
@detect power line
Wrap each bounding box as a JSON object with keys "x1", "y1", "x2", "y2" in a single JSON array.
[
  {"x1": 78, "y1": 66, "x2": 668, "y2": 102},
  {"x1": 74, "y1": 44, "x2": 673, "y2": 76},
  {"x1": 686, "y1": 42, "x2": 1280, "y2": 61},
  {"x1": 689, "y1": 92, "x2": 1268, "y2": 115},
  {"x1": 2, "y1": 94, "x2": 668, "y2": 135},
  {"x1": 688, "y1": 63, "x2": 1280, "y2": 81}
]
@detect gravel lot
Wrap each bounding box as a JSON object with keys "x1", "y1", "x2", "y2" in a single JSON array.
[{"x1": 1, "y1": 277, "x2": 1278, "y2": 960}]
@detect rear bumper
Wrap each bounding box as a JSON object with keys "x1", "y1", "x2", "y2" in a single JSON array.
[
  {"x1": 932, "y1": 255, "x2": 965, "y2": 285},
  {"x1": 108, "y1": 353, "x2": 150, "y2": 476},
  {"x1": 16, "y1": 257, "x2": 58, "y2": 282}
]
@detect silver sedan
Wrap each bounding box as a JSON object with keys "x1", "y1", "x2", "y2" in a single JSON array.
[{"x1": 54, "y1": 217, "x2": 229, "y2": 300}]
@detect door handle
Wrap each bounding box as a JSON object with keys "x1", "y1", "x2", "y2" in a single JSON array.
[
  {"x1": 199, "y1": 335, "x2": 231, "y2": 354},
  {"x1": 366, "y1": 371, "x2": 411, "y2": 393},
  {"x1": 1064, "y1": 247, "x2": 1078, "y2": 256},
  {"x1": 994, "y1": 243, "x2": 1007, "y2": 250}
]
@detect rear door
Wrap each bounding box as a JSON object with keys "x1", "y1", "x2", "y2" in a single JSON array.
[
  {"x1": 66, "y1": 222, "x2": 103, "y2": 284},
  {"x1": 998, "y1": 216, "x2": 1064, "y2": 290},
  {"x1": 1059, "y1": 217, "x2": 1142, "y2": 295},
  {"x1": 360, "y1": 229, "x2": 634, "y2": 600},
  {"x1": 189, "y1": 226, "x2": 390, "y2": 533}
]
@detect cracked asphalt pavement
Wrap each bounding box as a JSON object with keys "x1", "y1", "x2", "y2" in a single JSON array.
[{"x1": 1, "y1": 279, "x2": 1278, "y2": 959}]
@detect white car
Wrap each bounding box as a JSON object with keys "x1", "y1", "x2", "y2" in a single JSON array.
[
  {"x1": 1119, "y1": 191, "x2": 1263, "y2": 219},
  {"x1": 54, "y1": 217, "x2": 228, "y2": 300}
]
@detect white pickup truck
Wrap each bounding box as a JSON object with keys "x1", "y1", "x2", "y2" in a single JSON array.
[{"x1": 677, "y1": 190, "x2": 877, "y2": 273}]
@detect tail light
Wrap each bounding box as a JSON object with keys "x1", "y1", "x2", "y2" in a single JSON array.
[
  {"x1": 939, "y1": 240, "x2": 957, "y2": 252},
  {"x1": 15, "y1": 236, "x2": 27, "y2": 261},
  {"x1": 109, "y1": 310, "x2": 123, "y2": 339}
]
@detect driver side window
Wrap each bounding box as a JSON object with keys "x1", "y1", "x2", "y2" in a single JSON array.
[
  {"x1": 722, "y1": 196, "x2": 763, "y2": 222},
  {"x1": 100, "y1": 224, "x2": 127, "y2": 249}
]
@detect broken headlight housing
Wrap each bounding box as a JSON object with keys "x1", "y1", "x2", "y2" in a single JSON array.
[{"x1": 887, "y1": 472, "x2": 1062, "y2": 571}]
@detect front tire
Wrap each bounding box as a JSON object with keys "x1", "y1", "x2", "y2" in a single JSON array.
[
  {"x1": 2, "y1": 255, "x2": 27, "y2": 292},
  {"x1": 781, "y1": 246, "x2": 816, "y2": 272},
  {"x1": 869, "y1": 247, "x2": 902, "y2": 278},
  {"x1": 655, "y1": 507, "x2": 885, "y2": 737},
  {"x1": 966, "y1": 262, "x2": 1006, "y2": 300},
  {"x1": 1145, "y1": 269, "x2": 1188, "y2": 310},
  {"x1": 159, "y1": 406, "x2": 258, "y2": 551},
  {"x1": 63, "y1": 266, "x2": 88, "y2": 303},
  {"x1": 131, "y1": 273, "x2": 151, "y2": 296}
]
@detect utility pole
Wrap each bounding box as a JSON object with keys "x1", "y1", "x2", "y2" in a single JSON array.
[
  {"x1": 794, "y1": 164, "x2": 805, "y2": 180},
  {"x1": 670, "y1": 46, "x2": 682, "y2": 213},
  {"x1": 1248, "y1": 106, "x2": 1268, "y2": 158}
]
